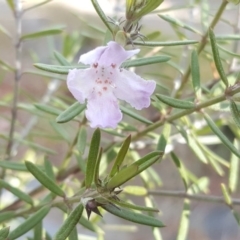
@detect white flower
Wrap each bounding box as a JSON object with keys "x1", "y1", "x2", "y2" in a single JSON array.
[{"x1": 67, "y1": 41, "x2": 156, "y2": 128}]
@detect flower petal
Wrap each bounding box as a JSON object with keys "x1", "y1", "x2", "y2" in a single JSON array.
[
  {"x1": 114, "y1": 69, "x2": 156, "y2": 110},
  {"x1": 79, "y1": 46, "x2": 107, "y2": 65},
  {"x1": 99, "y1": 41, "x2": 140, "y2": 67},
  {"x1": 85, "y1": 92, "x2": 122, "y2": 129},
  {"x1": 67, "y1": 68, "x2": 95, "y2": 103}
]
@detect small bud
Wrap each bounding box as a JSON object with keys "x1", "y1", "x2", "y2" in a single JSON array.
[
  {"x1": 115, "y1": 30, "x2": 127, "y2": 46},
  {"x1": 82, "y1": 197, "x2": 103, "y2": 219}
]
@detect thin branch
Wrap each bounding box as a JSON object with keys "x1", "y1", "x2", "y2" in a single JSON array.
[
  {"x1": 132, "y1": 81, "x2": 240, "y2": 140},
  {"x1": 149, "y1": 190, "x2": 240, "y2": 205},
  {"x1": 4, "y1": 0, "x2": 22, "y2": 161},
  {"x1": 22, "y1": 0, "x2": 53, "y2": 14}
]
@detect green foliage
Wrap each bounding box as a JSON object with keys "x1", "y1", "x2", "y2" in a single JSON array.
[
  {"x1": 56, "y1": 102, "x2": 86, "y2": 123},
  {"x1": 54, "y1": 203, "x2": 84, "y2": 240},
  {"x1": 209, "y1": 29, "x2": 229, "y2": 87},
  {"x1": 8, "y1": 206, "x2": 50, "y2": 240},
  {"x1": 85, "y1": 128, "x2": 101, "y2": 188},
  {"x1": 20, "y1": 26, "x2": 65, "y2": 41},
  {"x1": 156, "y1": 94, "x2": 195, "y2": 109},
  {"x1": 25, "y1": 161, "x2": 66, "y2": 197},
  {"x1": 102, "y1": 204, "x2": 164, "y2": 227}
]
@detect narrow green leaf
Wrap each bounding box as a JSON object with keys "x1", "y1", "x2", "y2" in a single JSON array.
[
  {"x1": 204, "y1": 113, "x2": 240, "y2": 158},
  {"x1": 0, "y1": 211, "x2": 15, "y2": 223},
  {"x1": 20, "y1": 26, "x2": 65, "y2": 40},
  {"x1": 79, "y1": 216, "x2": 101, "y2": 232},
  {"x1": 0, "y1": 24, "x2": 11, "y2": 38},
  {"x1": 177, "y1": 200, "x2": 190, "y2": 240},
  {"x1": 75, "y1": 154, "x2": 86, "y2": 173},
  {"x1": 45, "y1": 231, "x2": 52, "y2": 240},
  {"x1": 34, "y1": 103, "x2": 61, "y2": 116},
  {"x1": 137, "y1": 151, "x2": 164, "y2": 173},
  {"x1": 0, "y1": 179, "x2": 33, "y2": 205},
  {"x1": 57, "y1": 203, "x2": 100, "y2": 233},
  {"x1": 34, "y1": 63, "x2": 85, "y2": 74},
  {"x1": 171, "y1": 152, "x2": 189, "y2": 189},
  {"x1": 156, "y1": 94, "x2": 195, "y2": 109},
  {"x1": 6, "y1": 0, "x2": 14, "y2": 11},
  {"x1": 102, "y1": 129, "x2": 125, "y2": 137},
  {"x1": 218, "y1": 45, "x2": 240, "y2": 58},
  {"x1": 107, "y1": 164, "x2": 138, "y2": 189},
  {"x1": 24, "y1": 0, "x2": 53, "y2": 12},
  {"x1": 77, "y1": 126, "x2": 87, "y2": 155},
  {"x1": 122, "y1": 56, "x2": 170, "y2": 68},
  {"x1": 109, "y1": 198, "x2": 159, "y2": 212},
  {"x1": 207, "y1": 153, "x2": 225, "y2": 176},
  {"x1": 34, "y1": 55, "x2": 169, "y2": 75},
  {"x1": 144, "y1": 196, "x2": 162, "y2": 240},
  {"x1": 157, "y1": 123, "x2": 171, "y2": 152},
  {"x1": 33, "y1": 222, "x2": 42, "y2": 240},
  {"x1": 24, "y1": 70, "x2": 66, "y2": 81},
  {"x1": 124, "y1": 185, "x2": 147, "y2": 196},
  {"x1": 127, "y1": 0, "x2": 163, "y2": 21},
  {"x1": 167, "y1": 61, "x2": 184, "y2": 74},
  {"x1": 54, "y1": 51, "x2": 70, "y2": 66},
  {"x1": 0, "y1": 161, "x2": 28, "y2": 171},
  {"x1": 180, "y1": 131, "x2": 208, "y2": 164},
  {"x1": 107, "y1": 151, "x2": 163, "y2": 189},
  {"x1": 90, "y1": 0, "x2": 113, "y2": 33},
  {"x1": 50, "y1": 121, "x2": 70, "y2": 143},
  {"x1": 94, "y1": 148, "x2": 103, "y2": 186},
  {"x1": 201, "y1": 0, "x2": 210, "y2": 31},
  {"x1": 68, "y1": 227, "x2": 78, "y2": 240},
  {"x1": 0, "y1": 59, "x2": 15, "y2": 71},
  {"x1": 54, "y1": 203, "x2": 83, "y2": 240},
  {"x1": 120, "y1": 105, "x2": 153, "y2": 124},
  {"x1": 0, "y1": 226, "x2": 10, "y2": 239},
  {"x1": 109, "y1": 135, "x2": 131, "y2": 178},
  {"x1": 191, "y1": 50, "x2": 201, "y2": 99},
  {"x1": 133, "y1": 40, "x2": 198, "y2": 47},
  {"x1": 227, "y1": 0, "x2": 240, "y2": 4},
  {"x1": 18, "y1": 139, "x2": 56, "y2": 155},
  {"x1": 159, "y1": 14, "x2": 202, "y2": 35},
  {"x1": 209, "y1": 29, "x2": 229, "y2": 87},
  {"x1": 102, "y1": 204, "x2": 164, "y2": 227},
  {"x1": 25, "y1": 161, "x2": 65, "y2": 197},
  {"x1": 85, "y1": 128, "x2": 101, "y2": 188},
  {"x1": 221, "y1": 183, "x2": 232, "y2": 205},
  {"x1": 230, "y1": 100, "x2": 240, "y2": 128},
  {"x1": 8, "y1": 206, "x2": 50, "y2": 240},
  {"x1": 228, "y1": 140, "x2": 239, "y2": 193},
  {"x1": 44, "y1": 158, "x2": 55, "y2": 180},
  {"x1": 215, "y1": 34, "x2": 240, "y2": 40},
  {"x1": 56, "y1": 102, "x2": 86, "y2": 123}
]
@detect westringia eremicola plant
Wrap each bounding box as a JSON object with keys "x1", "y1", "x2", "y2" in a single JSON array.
[{"x1": 0, "y1": 0, "x2": 240, "y2": 239}]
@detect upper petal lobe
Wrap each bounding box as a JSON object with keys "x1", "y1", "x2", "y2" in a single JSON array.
[
  {"x1": 79, "y1": 46, "x2": 107, "y2": 65},
  {"x1": 79, "y1": 41, "x2": 139, "y2": 67},
  {"x1": 99, "y1": 41, "x2": 140, "y2": 67}
]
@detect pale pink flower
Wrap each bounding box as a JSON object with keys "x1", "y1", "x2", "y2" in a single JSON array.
[{"x1": 67, "y1": 41, "x2": 156, "y2": 128}]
